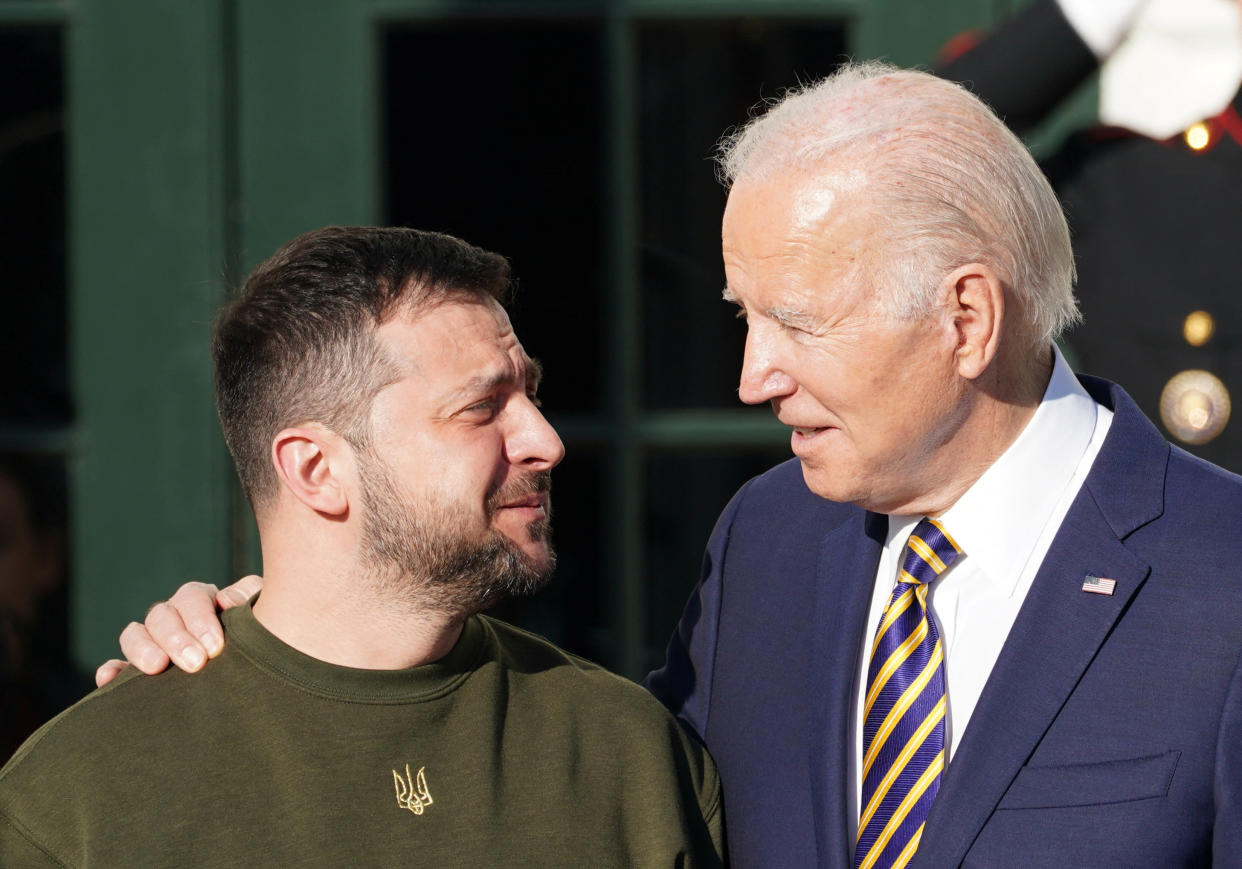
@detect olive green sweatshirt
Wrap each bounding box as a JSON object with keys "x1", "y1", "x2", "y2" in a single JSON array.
[{"x1": 0, "y1": 605, "x2": 723, "y2": 867}]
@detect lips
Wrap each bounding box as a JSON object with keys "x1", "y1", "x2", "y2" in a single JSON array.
[
  {"x1": 788, "y1": 425, "x2": 834, "y2": 458},
  {"x1": 487, "y1": 474, "x2": 554, "y2": 552},
  {"x1": 499, "y1": 494, "x2": 547, "y2": 510},
  {"x1": 487, "y1": 471, "x2": 552, "y2": 515}
]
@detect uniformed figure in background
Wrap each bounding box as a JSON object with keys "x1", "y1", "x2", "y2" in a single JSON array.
[{"x1": 940, "y1": 0, "x2": 1242, "y2": 470}]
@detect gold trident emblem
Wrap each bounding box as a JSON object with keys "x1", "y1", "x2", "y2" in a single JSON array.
[{"x1": 393, "y1": 764, "x2": 433, "y2": 815}]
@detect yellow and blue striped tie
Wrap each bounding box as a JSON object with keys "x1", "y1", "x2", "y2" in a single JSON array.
[{"x1": 854, "y1": 517, "x2": 962, "y2": 869}]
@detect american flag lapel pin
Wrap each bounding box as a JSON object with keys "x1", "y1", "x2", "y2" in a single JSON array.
[{"x1": 1082, "y1": 575, "x2": 1117, "y2": 596}]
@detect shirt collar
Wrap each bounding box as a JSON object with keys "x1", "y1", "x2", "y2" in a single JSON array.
[{"x1": 888, "y1": 346, "x2": 1100, "y2": 597}]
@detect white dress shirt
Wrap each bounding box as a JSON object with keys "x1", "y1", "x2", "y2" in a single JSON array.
[{"x1": 847, "y1": 348, "x2": 1113, "y2": 837}]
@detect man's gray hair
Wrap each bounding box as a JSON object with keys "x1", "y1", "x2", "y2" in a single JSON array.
[{"x1": 718, "y1": 61, "x2": 1078, "y2": 343}]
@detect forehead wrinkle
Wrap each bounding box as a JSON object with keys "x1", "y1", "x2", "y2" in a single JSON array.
[{"x1": 441, "y1": 341, "x2": 539, "y2": 406}]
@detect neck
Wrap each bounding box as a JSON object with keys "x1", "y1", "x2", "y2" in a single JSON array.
[
  {"x1": 251, "y1": 519, "x2": 466, "y2": 670},
  {"x1": 884, "y1": 344, "x2": 1054, "y2": 518}
]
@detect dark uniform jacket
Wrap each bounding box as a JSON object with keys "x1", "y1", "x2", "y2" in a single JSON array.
[{"x1": 940, "y1": 0, "x2": 1242, "y2": 471}]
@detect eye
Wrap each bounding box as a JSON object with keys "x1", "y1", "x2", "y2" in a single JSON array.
[
  {"x1": 773, "y1": 314, "x2": 820, "y2": 338},
  {"x1": 461, "y1": 397, "x2": 500, "y2": 420}
]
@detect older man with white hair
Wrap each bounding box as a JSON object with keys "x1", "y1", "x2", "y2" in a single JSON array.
[
  {"x1": 101, "y1": 63, "x2": 1242, "y2": 868},
  {"x1": 646, "y1": 62, "x2": 1242, "y2": 867}
]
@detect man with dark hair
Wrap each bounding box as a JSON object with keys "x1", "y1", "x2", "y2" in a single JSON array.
[{"x1": 0, "y1": 226, "x2": 723, "y2": 867}]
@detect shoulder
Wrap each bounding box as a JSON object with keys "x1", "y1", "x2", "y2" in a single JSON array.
[
  {"x1": 1164, "y1": 446, "x2": 1242, "y2": 510},
  {"x1": 1089, "y1": 379, "x2": 1242, "y2": 563},
  {"x1": 1086, "y1": 376, "x2": 1242, "y2": 529},
  {"x1": 718, "y1": 457, "x2": 856, "y2": 533},
  {"x1": 476, "y1": 617, "x2": 705, "y2": 733},
  {"x1": 479, "y1": 616, "x2": 657, "y2": 699},
  {"x1": 473, "y1": 620, "x2": 725, "y2": 857},
  {"x1": 704, "y1": 459, "x2": 860, "y2": 575},
  {"x1": 475, "y1": 616, "x2": 721, "y2": 801},
  {"x1": 1090, "y1": 393, "x2": 1242, "y2": 601},
  {"x1": 3, "y1": 666, "x2": 183, "y2": 776},
  {"x1": 1142, "y1": 447, "x2": 1242, "y2": 566},
  {"x1": 0, "y1": 662, "x2": 235, "y2": 865},
  {"x1": 1, "y1": 645, "x2": 254, "y2": 793}
]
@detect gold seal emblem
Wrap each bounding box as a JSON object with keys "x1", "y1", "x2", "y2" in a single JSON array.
[{"x1": 1159, "y1": 369, "x2": 1231, "y2": 445}]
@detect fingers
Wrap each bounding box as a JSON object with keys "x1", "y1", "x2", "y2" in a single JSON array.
[
  {"x1": 216, "y1": 574, "x2": 263, "y2": 610},
  {"x1": 142, "y1": 580, "x2": 228, "y2": 672},
  {"x1": 119, "y1": 621, "x2": 173, "y2": 675},
  {"x1": 94, "y1": 658, "x2": 130, "y2": 688},
  {"x1": 108, "y1": 577, "x2": 261, "y2": 681}
]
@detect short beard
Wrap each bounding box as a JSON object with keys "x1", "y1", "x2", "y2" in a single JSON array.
[{"x1": 356, "y1": 451, "x2": 555, "y2": 618}]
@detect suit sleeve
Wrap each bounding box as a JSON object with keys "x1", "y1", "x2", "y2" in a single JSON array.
[
  {"x1": 937, "y1": 0, "x2": 1099, "y2": 134},
  {"x1": 644, "y1": 481, "x2": 752, "y2": 741},
  {"x1": 1214, "y1": 648, "x2": 1242, "y2": 862}
]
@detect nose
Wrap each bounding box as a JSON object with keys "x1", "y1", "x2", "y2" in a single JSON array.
[
  {"x1": 737, "y1": 324, "x2": 797, "y2": 405},
  {"x1": 505, "y1": 396, "x2": 565, "y2": 470}
]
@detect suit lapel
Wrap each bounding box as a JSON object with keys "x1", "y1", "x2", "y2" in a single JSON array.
[
  {"x1": 911, "y1": 498, "x2": 1150, "y2": 866},
  {"x1": 809, "y1": 510, "x2": 885, "y2": 869},
  {"x1": 913, "y1": 377, "x2": 1168, "y2": 867}
]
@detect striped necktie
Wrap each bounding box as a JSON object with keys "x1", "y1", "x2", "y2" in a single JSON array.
[{"x1": 854, "y1": 517, "x2": 962, "y2": 869}]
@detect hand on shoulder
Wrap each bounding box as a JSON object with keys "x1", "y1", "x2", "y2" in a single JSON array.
[{"x1": 94, "y1": 576, "x2": 264, "y2": 687}]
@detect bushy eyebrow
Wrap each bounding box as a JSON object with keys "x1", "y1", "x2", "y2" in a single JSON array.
[
  {"x1": 445, "y1": 372, "x2": 504, "y2": 404},
  {"x1": 722, "y1": 285, "x2": 822, "y2": 332},
  {"x1": 447, "y1": 355, "x2": 542, "y2": 405},
  {"x1": 766, "y1": 306, "x2": 823, "y2": 331},
  {"x1": 525, "y1": 356, "x2": 544, "y2": 391}
]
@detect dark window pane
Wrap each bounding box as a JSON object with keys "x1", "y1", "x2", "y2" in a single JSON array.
[
  {"x1": 639, "y1": 19, "x2": 848, "y2": 410},
  {"x1": 0, "y1": 28, "x2": 67, "y2": 424},
  {"x1": 383, "y1": 21, "x2": 605, "y2": 415},
  {"x1": 0, "y1": 26, "x2": 79, "y2": 757}
]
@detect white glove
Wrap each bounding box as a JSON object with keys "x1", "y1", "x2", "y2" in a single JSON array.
[{"x1": 1056, "y1": 0, "x2": 1151, "y2": 58}]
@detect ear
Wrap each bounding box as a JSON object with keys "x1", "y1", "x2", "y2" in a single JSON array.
[
  {"x1": 941, "y1": 263, "x2": 1005, "y2": 381},
  {"x1": 270, "y1": 425, "x2": 351, "y2": 517}
]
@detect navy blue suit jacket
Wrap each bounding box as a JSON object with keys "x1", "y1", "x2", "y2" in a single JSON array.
[{"x1": 647, "y1": 377, "x2": 1242, "y2": 867}]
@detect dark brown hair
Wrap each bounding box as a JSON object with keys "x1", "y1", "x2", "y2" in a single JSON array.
[{"x1": 213, "y1": 226, "x2": 511, "y2": 507}]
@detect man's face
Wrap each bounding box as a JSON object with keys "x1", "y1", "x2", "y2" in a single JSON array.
[
  {"x1": 721, "y1": 171, "x2": 967, "y2": 514},
  {"x1": 356, "y1": 298, "x2": 564, "y2": 612}
]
